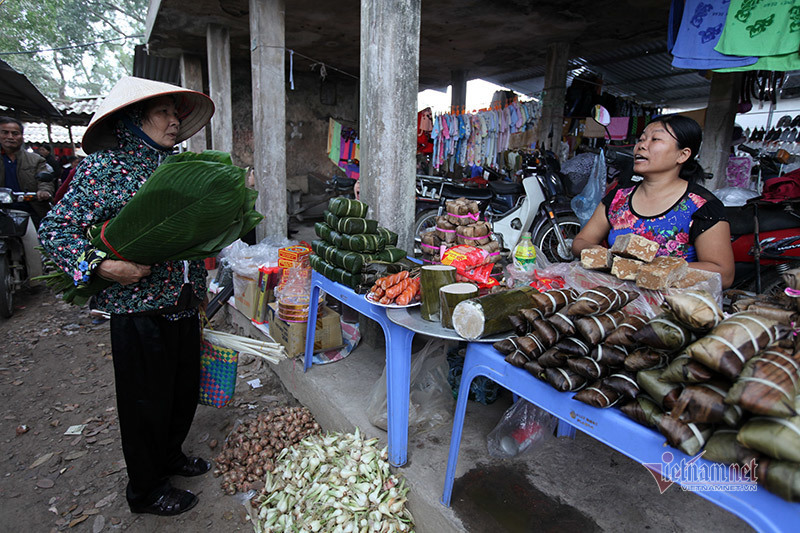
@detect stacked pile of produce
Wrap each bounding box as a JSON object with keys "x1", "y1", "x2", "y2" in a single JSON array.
[
  {"x1": 580, "y1": 234, "x2": 712, "y2": 290},
  {"x1": 311, "y1": 197, "x2": 406, "y2": 290},
  {"x1": 214, "y1": 406, "x2": 321, "y2": 495},
  {"x1": 420, "y1": 197, "x2": 499, "y2": 263},
  {"x1": 250, "y1": 429, "x2": 415, "y2": 532},
  {"x1": 490, "y1": 284, "x2": 800, "y2": 501}
]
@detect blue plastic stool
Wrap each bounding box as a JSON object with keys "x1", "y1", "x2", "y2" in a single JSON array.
[
  {"x1": 441, "y1": 342, "x2": 800, "y2": 532},
  {"x1": 304, "y1": 270, "x2": 415, "y2": 466}
]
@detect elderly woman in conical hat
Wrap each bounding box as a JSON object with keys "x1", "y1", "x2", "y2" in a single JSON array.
[{"x1": 39, "y1": 77, "x2": 215, "y2": 516}]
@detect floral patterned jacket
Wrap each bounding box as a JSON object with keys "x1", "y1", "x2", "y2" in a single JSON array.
[
  {"x1": 38, "y1": 123, "x2": 206, "y2": 315},
  {"x1": 602, "y1": 181, "x2": 727, "y2": 262}
]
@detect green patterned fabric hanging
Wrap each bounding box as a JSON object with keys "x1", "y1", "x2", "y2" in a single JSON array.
[
  {"x1": 328, "y1": 197, "x2": 369, "y2": 218},
  {"x1": 324, "y1": 210, "x2": 379, "y2": 235}
]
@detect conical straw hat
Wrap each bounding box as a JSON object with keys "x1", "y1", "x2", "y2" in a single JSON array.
[{"x1": 82, "y1": 76, "x2": 214, "y2": 154}]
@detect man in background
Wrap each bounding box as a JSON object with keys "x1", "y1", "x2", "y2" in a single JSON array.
[
  {"x1": 0, "y1": 117, "x2": 54, "y2": 228},
  {"x1": 37, "y1": 143, "x2": 58, "y2": 170}
]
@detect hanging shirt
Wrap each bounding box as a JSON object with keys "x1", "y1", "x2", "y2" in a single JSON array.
[
  {"x1": 602, "y1": 181, "x2": 727, "y2": 262},
  {"x1": 671, "y1": 0, "x2": 758, "y2": 70}
]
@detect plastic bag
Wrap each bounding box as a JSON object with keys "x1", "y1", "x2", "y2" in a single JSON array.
[
  {"x1": 487, "y1": 399, "x2": 557, "y2": 458},
  {"x1": 367, "y1": 339, "x2": 454, "y2": 436},
  {"x1": 713, "y1": 186, "x2": 758, "y2": 207},
  {"x1": 504, "y1": 244, "x2": 552, "y2": 288},
  {"x1": 570, "y1": 149, "x2": 606, "y2": 226}
]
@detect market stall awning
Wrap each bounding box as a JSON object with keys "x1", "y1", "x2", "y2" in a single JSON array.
[{"x1": 0, "y1": 59, "x2": 61, "y2": 120}]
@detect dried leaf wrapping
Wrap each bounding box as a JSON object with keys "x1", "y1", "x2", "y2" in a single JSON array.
[
  {"x1": 725, "y1": 344, "x2": 800, "y2": 418},
  {"x1": 547, "y1": 311, "x2": 576, "y2": 337},
  {"x1": 660, "y1": 354, "x2": 717, "y2": 384},
  {"x1": 620, "y1": 396, "x2": 663, "y2": 428},
  {"x1": 552, "y1": 337, "x2": 591, "y2": 357},
  {"x1": 637, "y1": 368, "x2": 682, "y2": 411},
  {"x1": 530, "y1": 319, "x2": 561, "y2": 347},
  {"x1": 662, "y1": 290, "x2": 724, "y2": 333},
  {"x1": 509, "y1": 314, "x2": 531, "y2": 336},
  {"x1": 567, "y1": 357, "x2": 610, "y2": 380},
  {"x1": 604, "y1": 314, "x2": 649, "y2": 347},
  {"x1": 565, "y1": 287, "x2": 639, "y2": 317},
  {"x1": 671, "y1": 383, "x2": 742, "y2": 426},
  {"x1": 588, "y1": 344, "x2": 629, "y2": 367},
  {"x1": 738, "y1": 416, "x2": 800, "y2": 463},
  {"x1": 538, "y1": 348, "x2": 570, "y2": 368},
  {"x1": 527, "y1": 289, "x2": 580, "y2": 319},
  {"x1": 623, "y1": 348, "x2": 671, "y2": 372},
  {"x1": 632, "y1": 315, "x2": 692, "y2": 352},
  {"x1": 544, "y1": 367, "x2": 587, "y2": 392},
  {"x1": 657, "y1": 417, "x2": 712, "y2": 456},
  {"x1": 685, "y1": 312, "x2": 780, "y2": 379},
  {"x1": 575, "y1": 310, "x2": 627, "y2": 345},
  {"x1": 604, "y1": 371, "x2": 640, "y2": 400},
  {"x1": 573, "y1": 382, "x2": 621, "y2": 408},
  {"x1": 703, "y1": 430, "x2": 761, "y2": 465},
  {"x1": 523, "y1": 360, "x2": 545, "y2": 380},
  {"x1": 757, "y1": 460, "x2": 800, "y2": 502}
]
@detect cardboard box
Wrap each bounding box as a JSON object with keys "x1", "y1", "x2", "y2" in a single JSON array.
[
  {"x1": 267, "y1": 303, "x2": 343, "y2": 358},
  {"x1": 233, "y1": 273, "x2": 259, "y2": 321}
]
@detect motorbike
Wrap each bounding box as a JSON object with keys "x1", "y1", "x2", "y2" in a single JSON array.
[
  {"x1": 0, "y1": 188, "x2": 43, "y2": 317},
  {"x1": 413, "y1": 151, "x2": 581, "y2": 263}
]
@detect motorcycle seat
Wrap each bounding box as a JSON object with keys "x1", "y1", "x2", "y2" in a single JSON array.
[
  {"x1": 440, "y1": 184, "x2": 493, "y2": 202},
  {"x1": 488, "y1": 180, "x2": 524, "y2": 196},
  {"x1": 726, "y1": 204, "x2": 800, "y2": 236}
]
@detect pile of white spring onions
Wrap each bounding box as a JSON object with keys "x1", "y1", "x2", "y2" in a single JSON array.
[
  {"x1": 250, "y1": 429, "x2": 415, "y2": 533},
  {"x1": 203, "y1": 328, "x2": 287, "y2": 364}
]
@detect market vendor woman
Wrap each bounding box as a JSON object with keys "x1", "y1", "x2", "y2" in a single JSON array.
[
  {"x1": 39, "y1": 77, "x2": 215, "y2": 516},
  {"x1": 572, "y1": 115, "x2": 735, "y2": 288}
]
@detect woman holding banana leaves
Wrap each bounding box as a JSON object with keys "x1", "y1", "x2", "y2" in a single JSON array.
[{"x1": 39, "y1": 77, "x2": 217, "y2": 516}]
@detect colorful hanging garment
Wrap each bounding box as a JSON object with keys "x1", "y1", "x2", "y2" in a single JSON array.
[{"x1": 671, "y1": 0, "x2": 758, "y2": 70}]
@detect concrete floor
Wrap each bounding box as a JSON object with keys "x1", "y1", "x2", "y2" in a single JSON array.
[{"x1": 221, "y1": 220, "x2": 754, "y2": 532}]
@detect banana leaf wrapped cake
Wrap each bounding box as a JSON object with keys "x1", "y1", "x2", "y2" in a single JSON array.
[
  {"x1": 575, "y1": 310, "x2": 627, "y2": 345},
  {"x1": 660, "y1": 353, "x2": 718, "y2": 384},
  {"x1": 637, "y1": 368, "x2": 682, "y2": 411},
  {"x1": 604, "y1": 314, "x2": 649, "y2": 347},
  {"x1": 588, "y1": 344, "x2": 629, "y2": 367},
  {"x1": 703, "y1": 429, "x2": 761, "y2": 466},
  {"x1": 657, "y1": 416, "x2": 713, "y2": 456},
  {"x1": 670, "y1": 383, "x2": 742, "y2": 426},
  {"x1": 565, "y1": 287, "x2": 639, "y2": 317},
  {"x1": 604, "y1": 371, "x2": 640, "y2": 400},
  {"x1": 573, "y1": 382, "x2": 621, "y2": 408},
  {"x1": 662, "y1": 290, "x2": 724, "y2": 333},
  {"x1": 526, "y1": 289, "x2": 579, "y2": 319},
  {"x1": 544, "y1": 367, "x2": 587, "y2": 392},
  {"x1": 567, "y1": 357, "x2": 610, "y2": 380},
  {"x1": 323, "y1": 210, "x2": 378, "y2": 234},
  {"x1": 632, "y1": 314, "x2": 693, "y2": 352},
  {"x1": 757, "y1": 460, "x2": 800, "y2": 502},
  {"x1": 328, "y1": 197, "x2": 369, "y2": 218},
  {"x1": 624, "y1": 348, "x2": 672, "y2": 372},
  {"x1": 547, "y1": 311, "x2": 577, "y2": 337},
  {"x1": 738, "y1": 415, "x2": 800, "y2": 463},
  {"x1": 620, "y1": 396, "x2": 664, "y2": 428},
  {"x1": 685, "y1": 312, "x2": 780, "y2": 379},
  {"x1": 725, "y1": 344, "x2": 800, "y2": 418}
]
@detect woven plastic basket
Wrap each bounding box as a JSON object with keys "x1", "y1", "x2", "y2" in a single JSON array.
[{"x1": 199, "y1": 338, "x2": 238, "y2": 408}]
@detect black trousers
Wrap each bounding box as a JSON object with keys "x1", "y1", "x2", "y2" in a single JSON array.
[{"x1": 110, "y1": 312, "x2": 201, "y2": 505}]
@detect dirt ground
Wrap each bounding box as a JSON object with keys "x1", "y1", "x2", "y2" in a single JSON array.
[{"x1": 0, "y1": 286, "x2": 300, "y2": 533}]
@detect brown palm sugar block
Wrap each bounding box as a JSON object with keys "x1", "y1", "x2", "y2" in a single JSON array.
[
  {"x1": 611, "y1": 256, "x2": 644, "y2": 280},
  {"x1": 610, "y1": 233, "x2": 660, "y2": 263},
  {"x1": 636, "y1": 256, "x2": 688, "y2": 290},
  {"x1": 672, "y1": 268, "x2": 715, "y2": 289},
  {"x1": 581, "y1": 247, "x2": 612, "y2": 270}
]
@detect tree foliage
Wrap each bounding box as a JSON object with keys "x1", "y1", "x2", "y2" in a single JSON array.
[{"x1": 0, "y1": 0, "x2": 147, "y2": 99}]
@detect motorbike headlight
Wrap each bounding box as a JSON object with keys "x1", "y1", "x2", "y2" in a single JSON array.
[{"x1": 0, "y1": 191, "x2": 13, "y2": 204}]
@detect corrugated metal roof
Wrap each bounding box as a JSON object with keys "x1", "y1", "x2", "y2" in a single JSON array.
[
  {"x1": 53, "y1": 97, "x2": 102, "y2": 118},
  {"x1": 132, "y1": 45, "x2": 181, "y2": 84},
  {"x1": 487, "y1": 40, "x2": 712, "y2": 107},
  {"x1": 0, "y1": 59, "x2": 61, "y2": 119}
]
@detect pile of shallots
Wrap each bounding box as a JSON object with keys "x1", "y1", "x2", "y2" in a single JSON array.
[{"x1": 214, "y1": 406, "x2": 321, "y2": 494}]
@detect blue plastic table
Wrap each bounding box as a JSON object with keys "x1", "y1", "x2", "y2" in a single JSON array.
[
  {"x1": 441, "y1": 342, "x2": 800, "y2": 532},
  {"x1": 303, "y1": 270, "x2": 415, "y2": 466}
]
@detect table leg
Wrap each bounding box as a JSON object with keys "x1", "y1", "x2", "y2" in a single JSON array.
[
  {"x1": 556, "y1": 421, "x2": 577, "y2": 439},
  {"x1": 303, "y1": 283, "x2": 322, "y2": 372},
  {"x1": 383, "y1": 323, "x2": 415, "y2": 467},
  {"x1": 441, "y1": 348, "x2": 480, "y2": 506}
]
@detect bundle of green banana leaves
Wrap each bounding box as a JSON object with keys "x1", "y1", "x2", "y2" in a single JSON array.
[{"x1": 38, "y1": 151, "x2": 263, "y2": 305}]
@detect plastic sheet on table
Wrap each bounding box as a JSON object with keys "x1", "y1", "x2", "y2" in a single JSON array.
[{"x1": 537, "y1": 261, "x2": 723, "y2": 317}]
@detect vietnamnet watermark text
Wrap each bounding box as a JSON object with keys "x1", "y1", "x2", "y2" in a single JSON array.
[{"x1": 644, "y1": 451, "x2": 758, "y2": 494}]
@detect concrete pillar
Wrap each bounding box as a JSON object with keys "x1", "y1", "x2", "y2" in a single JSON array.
[
  {"x1": 451, "y1": 69, "x2": 468, "y2": 112},
  {"x1": 360, "y1": 0, "x2": 421, "y2": 254},
  {"x1": 206, "y1": 24, "x2": 233, "y2": 154},
  {"x1": 249, "y1": 0, "x2": 287, "y2": 241},
  {"x1": 537, "y1": 42, "x2": 570, "y2": 151},
  {"x1": 179, "y1": 53, "x2": 208, "y2": 153},
  {"x1": 699, "y1": 72, "x2": 741, "y2": 191}
]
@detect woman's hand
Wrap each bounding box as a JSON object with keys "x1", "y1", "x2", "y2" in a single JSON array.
[
  {"x1": 571, "y1": 204, "x2": 611, "y2": 257},
  {"x1": 97, "y1": 260, "x2": 151, "y2": 285}
]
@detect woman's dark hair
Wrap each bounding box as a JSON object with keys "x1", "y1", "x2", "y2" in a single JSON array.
[{"x1": 652, "y1": 114, "x2": 706, "y2": 183}]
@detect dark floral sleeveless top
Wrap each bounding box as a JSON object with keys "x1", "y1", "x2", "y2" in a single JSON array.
[{"x1": 601, "y1": 181, "x2": 727, "y2": 262}]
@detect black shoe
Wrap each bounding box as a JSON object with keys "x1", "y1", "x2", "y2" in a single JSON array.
[
  {"x1": 130, "y1": 487, "x2": 198, "y2": 516},
  {"x1": 168, "y1": 456, "x2": 212, "y2": 477}
]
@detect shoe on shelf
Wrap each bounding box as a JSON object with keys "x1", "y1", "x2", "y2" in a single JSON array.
[
  {"x1": 130, "y1": 487, "x2": 198, "y2": 516},
  {"x1": 168, "y1": 456, "x2": 212, "y2": 477}
]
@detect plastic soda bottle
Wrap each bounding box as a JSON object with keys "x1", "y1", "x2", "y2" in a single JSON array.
[{"x1": 513, "y1": 232, "x2": 537, "y2": 271}]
